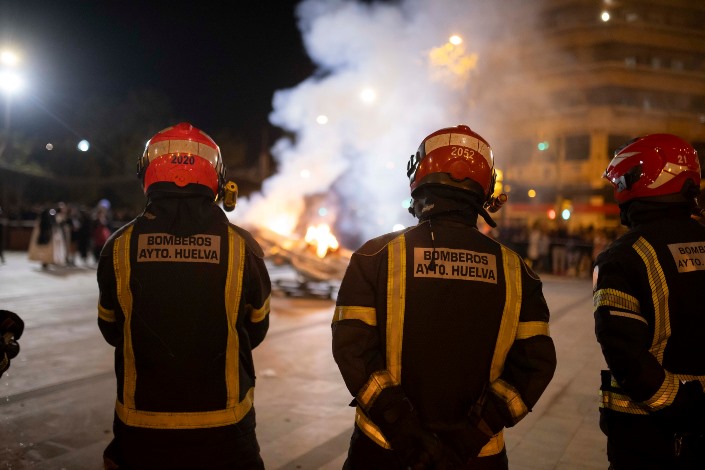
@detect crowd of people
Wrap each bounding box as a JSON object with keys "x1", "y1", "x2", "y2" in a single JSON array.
[
  {"x1": 493, "y1": 221, "x2": 624, "y2": 278},
  {"x1": 5, "y1": 199, "x2": 129, "y2": 270}
]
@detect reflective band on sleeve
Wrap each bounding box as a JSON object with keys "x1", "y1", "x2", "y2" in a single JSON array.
[
  {"x1": 478, "y1": 431, "x2": 505, "y2": 457},
  {"x1": 247, "y1": 295, "x2": 270, "y2": 323},
  {"x1": 602, "y1": 371, "x2": 705, "y2": 415},
  {"x1": 600, "y1": 389, "x2": 649, "y2": 415},
  {"x1": 609, "y1": 310, "x2": 648, "y2": 325},
  {"x1": 490, "y1": 378, "x2": 529, "y2": 424},
  {"x1": 357, "y1": 370, "x2": 396, "y2": 410},
  {"x1": 332, "y1": 306, "x2": 377, "y2": 325},
  {"x1": 98, "y1": 303, "x2": 116, "y2": 322},
  {"x1": 516, "y1": 321, "x2": 550, "y2": 340},
  {"x1": 594, "y1": 288, "x2": 641, "y2": 314},
  {"x1": 355, "y1": 406, "x2": 392, "y2": 449},
  {"x1": 643, "y1": 371, "x2": 679, "y2": 411}
]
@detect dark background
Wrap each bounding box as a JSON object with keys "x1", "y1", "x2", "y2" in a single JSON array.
[{"x1": 1, "y1": 0, "x2": 314, "y2": 152}]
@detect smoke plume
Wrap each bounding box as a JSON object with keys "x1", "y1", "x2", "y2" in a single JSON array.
[{"x1": 234, "y1": 0, "x2": 507, "y2": 248}]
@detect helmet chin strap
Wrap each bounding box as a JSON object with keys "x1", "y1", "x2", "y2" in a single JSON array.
[{"x1": 409, "y1": 192, "x2": 498, "y2": 228}]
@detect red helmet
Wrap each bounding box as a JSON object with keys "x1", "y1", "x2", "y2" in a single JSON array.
[
  {"x1": 604, "y1": 133, "x2": 701, "y2": 204},
  {"x1": 407, "y1": 124, "x2": 496, "y2": 200},
  {"x1": 137, "y1": 122, "x2": 226, "y2": 197}
]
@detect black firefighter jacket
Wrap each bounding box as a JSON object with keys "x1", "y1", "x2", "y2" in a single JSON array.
[
  {"x1": 96, "y1": 189, "x2": 271, "y2": 463},
  {"x1": 332, "y1": 212, "x2": 557, "y2": 457},
  {"x1": 594, "y1": 204, "x2": 705, "y2": 428}
]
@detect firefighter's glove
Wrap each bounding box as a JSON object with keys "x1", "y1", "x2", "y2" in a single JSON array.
[
  {"x1": 367, "y1": 386, "x2": 444, "y2": 468},
  {"x1": 0, "y1": 310, "x2": 24, "y2": 377},
  {"x1": 434, "y1": 419, "x2": 492, "y2": 464}
]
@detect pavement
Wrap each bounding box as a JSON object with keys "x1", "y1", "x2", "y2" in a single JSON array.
[{"x1": 0, "y1": 250, "x2": 609, "y2": 470}]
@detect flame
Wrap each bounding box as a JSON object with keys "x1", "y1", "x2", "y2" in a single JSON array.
[{"x1": 305, "y1": 224, "x2": 339, "y2": 258}]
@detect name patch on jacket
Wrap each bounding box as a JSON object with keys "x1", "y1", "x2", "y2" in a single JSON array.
[
  {"x1": 413, "y1": 248, "x2": 497, "y2": 283},
  {"x1": 137, "y1": 233, "x2": 221, "y2": 264},
  {"x1": 668, "y1": 242, "x2": 705, "y2": 273}
]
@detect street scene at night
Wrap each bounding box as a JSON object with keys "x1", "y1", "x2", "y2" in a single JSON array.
[
  {"x1": 0, "y1": 250, "x2": 605, "y2": 469},
  {"x1": 2, "y1": 0, "x2": 705, "y2": 469}
]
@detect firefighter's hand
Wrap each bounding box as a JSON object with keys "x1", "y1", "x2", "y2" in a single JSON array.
[
  {"x1": 434, "y1": 419, "x2": 492, "y2": 464},
  {"x1": 0, "y1": 310, "x2": 24, "y2": 378},
  {"x1": 367, "y1": 388, "x2": 444, "y2": 468}
]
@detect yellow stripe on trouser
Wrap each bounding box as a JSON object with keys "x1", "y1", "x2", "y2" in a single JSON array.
[{"x1": 113, "y1": 226, "x2": 253, "y2": 428}]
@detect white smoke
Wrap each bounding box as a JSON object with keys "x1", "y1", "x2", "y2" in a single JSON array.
[{"x1": 234, "y1": 0, "x2": 505, "y2": 248}]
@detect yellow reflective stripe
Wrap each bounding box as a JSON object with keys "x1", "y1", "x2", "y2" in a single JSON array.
[
  {"x1": 633, "y1": 238, "x2": 670, "y2": 363},
  {"x1": 248, "y1": 295, "x2": 270, "y2": 323},
  {"x1": 386, "y1": 236, "x2": 406, "y2": 382},
  {"x1": 355, "y1": 407, "x2": 392, "y2": 449},
  {"x1": 490, "y1": 378, "x2": 529, "y2": 423},
  {"x1": 644, "y1": 371, "x2": 679, "y2": 410},
  {"x1": 98, "y1": 303, "x2": 116, "y2": 322},
  {"x1": 609, "y1": 310, "x2": 648, "y2": 325},
  {"x1": 604, "y1": 372, "x2": 705, "y2": 415},
  {"x1": 225, "y1": 228, "x2": 244, "y2": 408},
  {"x1": 357, "y1": 370, "x2": 396, "y2": 410},
  {"x1": 478, "y1": 431, "x2": 505, "y2": 457},
  {"x1": 600, "y1": 389, "x2": 649, "y2": 415},
  {"x1": 332, "y1": 306, "x2": 377, "y2": 325},
  {"x1": 594, "y1": 288, "x2": 641, "y2": 314},
  {"x1": 489, "y1": 247, "x2": 522, "y2": 382},
  {"x1": 115, "y1": 387, "x2": 254, "y2": 429},
  {"x1": 114, "y1": 226, "x2": 136, "y2": 408},
  {"x1": 516, "y1": 321, "x2": 549, "y2": 340},
  {"x1": 675, "y1": 374, "x2": 705, "y2": 389}
]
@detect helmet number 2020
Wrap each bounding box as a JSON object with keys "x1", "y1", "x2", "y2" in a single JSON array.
[
  {"x1": 450, "y1": 146, "x2": 474, "y2": 158},
  {"x1": 171, "y1": 155, "x2": 195, "y2": 165}
]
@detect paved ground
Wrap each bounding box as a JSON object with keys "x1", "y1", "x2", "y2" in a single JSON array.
[{"x1": 0, "y1": 250, "x2": 609, "y2": 469}]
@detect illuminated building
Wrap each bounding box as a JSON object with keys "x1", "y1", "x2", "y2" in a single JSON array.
[{"x1": 481, "y1": 0, "x2": 705, "y2": 227}]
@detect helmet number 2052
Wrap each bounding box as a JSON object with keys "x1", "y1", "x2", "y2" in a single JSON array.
[
  {"x1": 171, "y1": 155, "x2": 195, "y2": 165},
  {"x1": 450, "y1": 146, "x2": 474, "y2": 158}
]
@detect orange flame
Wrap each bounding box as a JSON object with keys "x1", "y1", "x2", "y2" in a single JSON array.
[{"x1": 305, "y1": 224, "x2": 339, "y2": 258}]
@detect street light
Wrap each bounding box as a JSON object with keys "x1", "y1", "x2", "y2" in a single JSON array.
[{"x1": 0, "y1": 48, "x2": 25, "y2": 136}]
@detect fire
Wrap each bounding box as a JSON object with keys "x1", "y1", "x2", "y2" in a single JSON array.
[{"x1": 305, "y1": 224, "x2": 339, "y2": 258}]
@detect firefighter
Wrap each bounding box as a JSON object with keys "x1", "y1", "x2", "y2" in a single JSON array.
[
  {"x1": 594, "y1": 133, "x2": 705, "y2": 469},
  {"x1": 332, "y1": 124, "x2": 557, "y2": 469},
  {"x1": 97, "y1": 122, "x2": 271, "y2": 469},
  {"x1": 0, "y1": 310, "x2": 23, "y2": 378}
]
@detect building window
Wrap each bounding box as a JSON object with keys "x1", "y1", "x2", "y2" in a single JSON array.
[{"x1": 565, "y1": 135, "x2": 590, "y2": 161}]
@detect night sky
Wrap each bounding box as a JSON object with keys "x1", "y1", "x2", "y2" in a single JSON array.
[{"x1": 0, "y1": 0, "x2": 314, "y2": 140}]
